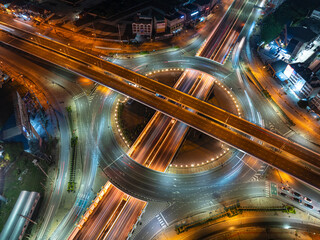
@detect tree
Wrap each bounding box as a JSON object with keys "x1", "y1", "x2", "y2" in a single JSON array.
[
  {"x1": 260, "y1": 0, "x2": 320, "y2": 43},
  {"x1": 260, "y1": 15, "x2": 283, "y2": 43}
]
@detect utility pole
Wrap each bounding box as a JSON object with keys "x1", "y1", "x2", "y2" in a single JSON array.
[
  {"x1": 32, "y1": 159, "x2": 49, "y2": 179},
  {"x1": 118, "y1": 24, "x2": 122, "y2": 43}
]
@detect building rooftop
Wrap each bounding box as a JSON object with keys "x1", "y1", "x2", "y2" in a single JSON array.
[
  {"x1": 165, "y1": 11, "x2": 183, "y2": 20},
  {"x1": 286, "y1": 38, "x2": 299, "y2": 54},
  {"x1": 133, "y1": 17, "x2": 152, "y2": 24},
  {"x1": 291, "y1": 63, "x2": 314, "y2": 81},
  {"x1": 287, "y1": 27, "x2": 317, "y2": 43},
  {"x1": 270, "y1": 60, "x2": 288, "y2": 73}
]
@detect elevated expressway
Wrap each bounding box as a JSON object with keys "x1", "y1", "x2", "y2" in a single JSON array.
[
  {"x1": 0, "y1": 26, "x2": 319, "y2": 190},
  {"x1": 72, "y1": 1, "x2": 249, "y2": 238},
  {"x1": 0, "y1": 13, "x2": 319, "y2": 169},
  {"x1": 0, "y1": 3, "x2": 320, "y2": 238}
]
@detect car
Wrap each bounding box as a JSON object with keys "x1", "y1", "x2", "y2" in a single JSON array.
[
  {"x1": 304, "y1": 197, "x2": 312, "y2": 203},
  {"x1": 304, "y1": 203, "x2": 313, "y2": 209},
  {"x1": 281, "y1": 187, "x2": 289, "y2": 192},
  {"x1": 279, "y1": 192, "x2": 287, "y2": 197},
  {"x1": 292, "y1": 191, "x2": 301, "y2": 197},
  {"x1": 292, "y1": 197, "x2": 302, "y2": 203}
]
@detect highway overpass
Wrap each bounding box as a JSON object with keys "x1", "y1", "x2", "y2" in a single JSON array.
[
  {"x1": 0, "y1": 20, "x2": 319, "y2": 172},
  {"x1": 1, "y1": 30, "x2": 320, "y2": 193}
]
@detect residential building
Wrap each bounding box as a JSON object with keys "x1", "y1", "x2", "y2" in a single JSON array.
[
  {"x1": 132, "y1": 17, "x2": 153, "y2": 37},
  {"x1": 154, "y1": 14, "x2": 166, "y2": 34},
  {"x1": 283, "y1": 27, "x2": 317, "y2": 61},
  {"x1": 181, "y1": 3, "x2": 200, "y2": 21},
  {"x1": 310, "y1": 92, "x2": 320, "y2": 114},
  {"x1": 165, "y1": 12, "x2": 185, "y2": 34},
  {"x1": 286, "y1": 63, "x2": 320, "y2": 99},
  {"x1": 195, "y1": 0, "x2": 218, "y2": 15}
]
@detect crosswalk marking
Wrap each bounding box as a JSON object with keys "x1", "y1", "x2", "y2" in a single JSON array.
[
  {"x1": 250, "y1": 164, "x2": 267, "y2": 182},
  {"x1": 265, "y1": 181, "x2": 270, "y2": 197},
  {"x1": 156, "y1": 214, "x2": 168, "y2": 228},
  {"x1": 73, "y1": 92, "x2": 86, "y2": 101},
  {"x1": 87, "y1": 93, "x2": 96, "y2": 104}
]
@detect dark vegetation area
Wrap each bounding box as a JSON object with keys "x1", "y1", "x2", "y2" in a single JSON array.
[{"x1": 260, "y1": 0, "x2": 320, "y2": 43}]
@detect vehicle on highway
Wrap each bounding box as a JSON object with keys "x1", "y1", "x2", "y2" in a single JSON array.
[
  {"x1": 304, "y1": 203, "x2": 313, "y2": 209},
  {"x1": 304, "y1": 197, "x2": 312, "y2": 203},
  {"x1": 279, "y1": 192, "x2": 286, "y2": 197},
  {"x1": 292, "y1": 191, "x2": 301, "y2": 198},
  {"x1": 156, "y1": 93, "x2": 165, "y2": 99},
  {"x1": 281, "y1": 187, "x2": 289, "y2": 192},
  {"x1": 292, "y1": 197, "x2": 302, "y2": 203}
]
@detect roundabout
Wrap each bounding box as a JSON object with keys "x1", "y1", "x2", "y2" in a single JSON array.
[{"x1": 92, "y1": 57, "x2": 265, "y2": 202}]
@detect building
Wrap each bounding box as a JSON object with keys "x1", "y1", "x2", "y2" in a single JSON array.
[
  {"x1": 165, "y1": 12, "x2": 185, "y2": 34},
  {"x1": 195, "y1": 0, "x2": 218, "y2": 16},
  {"x1": 132, "y1": 17, "x2": 153, "y2": 37},
  {"x1": 154, "y1": 14, "x2": 166, "y2": 34},
  {"x1": 310, "y1": 7, "x2": 320, "y2": 21},
  {"x1": 310, "y1": 92, "x2": 320, "y2": 114},
  {"x1": 268, "y1": 60, "x2": 288, "y2": 78},
  {"x1": 283, "y1": 27, "x2": 317, "y2": 61},
  {"x1": 181, "y1": 3, "x2": 200, "y2": 22},
  {"x1": 282, "y1": 63, "x2": 320, "y2": 99},
  {"x1": 0, "y1": 92, "x2": 41, "y2": 149}
]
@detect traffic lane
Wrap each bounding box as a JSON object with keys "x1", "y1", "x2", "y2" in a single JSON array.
[
  {"x1": 75, "y1": 186, "x2": 125, "y2": 239},
  {"x1": 201, "y1": 0, "x2": 245, "y2": 58},
  {"x1": 130, "y1": 113, "x2": 172, "y2": 164},
  {"x1": 88, "y1": 90, "x2": 317, "y2": 203},
  {"x1": 182, "y1": 217, "x2": 320, "y2": 240},
  {"x1": 133, "y1": 217, "x2": 162, "y2": 240},
  {"x1": 148, "y1": 122, "x2": 188, "y2": 171},
  {"x1": 161, "y1": 181, "x2": 266, "y2": 223},
  {"x1": 210, "y1": 0, "x2": 246, "y2": 61},
  {"x1": 148, "y1": 74, "x2": 214, "y2": 170},
  {"x1": 130, "y1": 70, "x2": 201, "y2": 162},
  {"x1": 105, "y1": 198, "x2": 146, "y2": 240},
  {"x1": 106, "y1": 153, "x2": 261, "y2": 202},
  {"x1": 133, "y1": 181, "x2": 266, "y2": 240}
]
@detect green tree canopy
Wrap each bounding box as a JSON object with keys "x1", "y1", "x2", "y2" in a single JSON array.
[{"x1": 260, "y1": 0, "x2": 320, "y2": 43}]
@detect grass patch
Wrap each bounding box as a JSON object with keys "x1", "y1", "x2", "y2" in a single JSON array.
[
  {"x1": 0, "y1": 152, "x2": 47, "y2": 231},
  {"x1": 118, "y1": 101, "x2": 155, "y2": 145}
]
